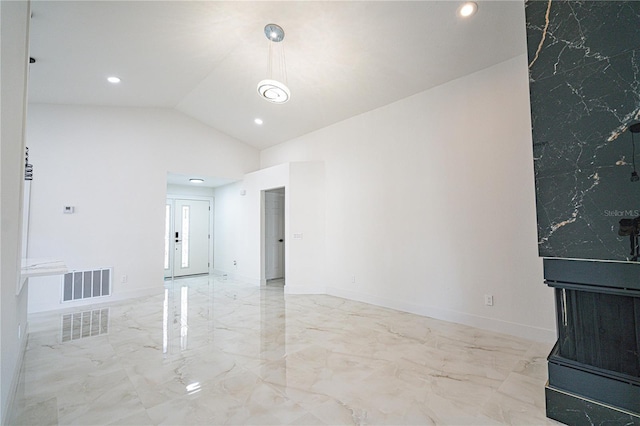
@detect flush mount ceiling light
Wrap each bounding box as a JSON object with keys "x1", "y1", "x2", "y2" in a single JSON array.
[
  {"x1": 107, "y1": 76, "x2": 121, "y2": 84},
  {"x1": 189, "y1": 178, "x2": 204, "y2": 183},
  {"x1": 257, "y1": 24, "x2": 290, "y2": 104},
  {"x1": 458, "y1": 2, "x2": 478, "y2": 17},
  {"x1": 254, "y1": 118, "x2": 264, "y2": 125}
]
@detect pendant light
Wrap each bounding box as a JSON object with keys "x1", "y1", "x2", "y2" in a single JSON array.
[{"x1": 257, "y1": 24, "x2": 290, "y2": 104}]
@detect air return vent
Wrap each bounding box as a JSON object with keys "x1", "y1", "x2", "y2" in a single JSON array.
[
  {"x1": 62, "y1": 268, "x2": 111, "y2": 302},
  {"x1": 61, "y1": 308, "x2": 109, "y2": 342}
]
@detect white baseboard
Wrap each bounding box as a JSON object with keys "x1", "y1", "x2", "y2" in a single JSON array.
[
  {"x1": 113, "y1": 286, "x2": 163, "y2": 301},
  {"x1": 4, "y1": 321, "x2": 29, "y2": 424},
  {"x1": 284, "y1": 284, "x2": 326, "y2": 295},
  {"x1": 326, "y1": 286, "x2": 557, "y2": 343},
  {"x1": 28, "y1": 286, "x2": 162, "y2": 314}
]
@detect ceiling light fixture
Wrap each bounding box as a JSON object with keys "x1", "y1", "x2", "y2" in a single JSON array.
[
  {"x1": 107, "y1": 76, "x2": 121, "y2": 84},
  {"x1": 254, "y1": 118, "x2": 264, "y2": 125},
  {"x1": 189, "y1": 178, "x2": 204, "y2": 183},
  {"x1": 257, "y1": 24, "x2": 290, "y2": 104},
  {"x1": 458, "y1": 2, "x2": 478, "y2": 17}
]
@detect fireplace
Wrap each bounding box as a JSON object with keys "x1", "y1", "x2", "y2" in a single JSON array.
[{"x1": 543, "y1": 259, "x2": 640, "y2": 424}]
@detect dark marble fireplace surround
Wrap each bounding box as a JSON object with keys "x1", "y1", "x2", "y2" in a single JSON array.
[
  {"x1": 543, "y1": 259, "x2": 640, "y2": 425},
  {"x1": 525, "y1": 1, "x2": 640, "y2": 424}
]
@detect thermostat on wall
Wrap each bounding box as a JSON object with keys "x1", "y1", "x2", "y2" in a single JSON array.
[{"x1": 63, "y1": 206, "x2": 75, "y2": 214}]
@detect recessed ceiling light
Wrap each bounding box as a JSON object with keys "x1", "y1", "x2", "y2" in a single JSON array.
[
  {"x1": 458, "y1": 2, "x2": 478, "y2": 17},
  {"x1": 254, "y1": 118, "x2": 263, "y2": 125},
  {"x1": 189, "y1": 178, "x2": 204, "y2": 183},
  {"x1": 107, "y1": 76, "x2": 121, "y2": 84}
]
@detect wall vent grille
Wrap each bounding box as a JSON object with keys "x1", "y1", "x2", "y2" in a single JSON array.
[
  {"x1": 61, "y1": 308, "x2": 109, "y2": 342},
  {"x1": 62, "y1": 268, "x2": 111, "y2": 302}
]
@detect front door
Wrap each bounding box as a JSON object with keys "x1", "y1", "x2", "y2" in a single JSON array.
[{"x1": 165, "y1": 199, "x2": 210, "y2": 278}]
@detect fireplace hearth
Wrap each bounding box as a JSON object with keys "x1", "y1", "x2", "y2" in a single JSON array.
[{"x1": 544, "y1": 259, "x2": 640, "y2": 424}]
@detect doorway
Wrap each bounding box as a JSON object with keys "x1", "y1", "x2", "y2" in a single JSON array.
[
  {"x1": 165, "y1": 197, "x2": 212, "y2": 278},
  {"x1": 264, "y1": 188, "x2": 285, "y2": 283}
]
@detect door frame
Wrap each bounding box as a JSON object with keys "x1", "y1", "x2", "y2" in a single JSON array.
[
  {"x1": 165, "y1": 194, "x2": 214, "y2": 278},
  {"x1": 264, "y1": 188, "x2": 285, "y2": 281},
  {"x1": 261, "y1": 187, "x2": 287, "y2": 286}
]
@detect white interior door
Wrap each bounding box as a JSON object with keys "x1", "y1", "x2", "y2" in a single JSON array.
[
  {"x1": 265, "y1": 189, "x2": 285, "y2": 280},
  {"x1": 165, "y1": 198, "x2": 210, "y2": 278}
]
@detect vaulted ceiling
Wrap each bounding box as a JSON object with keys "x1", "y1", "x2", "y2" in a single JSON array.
[{"x1": 27, "y1": 1, "x2": 527, "y2": 149}]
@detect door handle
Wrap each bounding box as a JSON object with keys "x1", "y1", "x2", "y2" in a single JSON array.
[{"x1": 278, "y1": 239, "x2": 283, "y2": 242}]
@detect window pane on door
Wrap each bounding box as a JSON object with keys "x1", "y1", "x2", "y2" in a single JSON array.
[
  {"x1": 164, "y1": 204, "x2": 171, "y2": 270},
  {"x1": 181, "y1": 206, "x2": 190, "y2": 268}
]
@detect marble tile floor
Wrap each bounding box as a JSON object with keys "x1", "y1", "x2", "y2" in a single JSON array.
[{"x1": 8, "y1": 275, "x2": 560, "y2": 425}]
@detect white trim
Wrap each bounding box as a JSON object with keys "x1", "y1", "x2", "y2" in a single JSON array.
[
  {"x1": 20, "y1": 180, "x2": 31, "y2": 260},
  {"x1": 326, "y1": 286, "x2": 557, "y2": 343},
  {"x1": 263, "y1": 188, "x2": 286, "y2": 281},
  {"x1": 4, "y1": 321, "x2": 29, "y2": 424},
  {"x1": 229, "y1": 273, "x2": 261, "y2": 286},
  {"x1": 166, "y1": 194, "x2": 215, "y2": 202},
  {"x1": 29, "y1": 286, "x2": 161, "y2": 314},
  {"x1": 284, "y1": 284, "x2": 325, "y2": 295},
  {"x1": 165, "y1": 194, "x2": 214, "y2": 276}
]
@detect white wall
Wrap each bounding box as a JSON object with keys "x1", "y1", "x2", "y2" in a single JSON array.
[
  {"x1": 213, "y1": 162, "x2": 325, "y2": 293},
  {"x1": 288, "y1": 162, "x2": 325, "y2": 293},
  {"x1": 0, "y1": 1, "x2": 31, "y2": 422},
  {"x1": 260, "y1": 55, "x2": 556, "y2": 342},
  {"x1": 166, "y1": 184, "x2": 216, "y2": 198},
  {"x1": 23, "y1": 58, "x2": 554, "y2": 346},
  {"x1": 26, "y1": 104, "x2": 259, "y2": 313},
  {"x1": 214, "y1": 164, "x2": 289, "y2": 284},
  {"x1": 212, "y1": 181, "x2": 245, "y2": 278}
]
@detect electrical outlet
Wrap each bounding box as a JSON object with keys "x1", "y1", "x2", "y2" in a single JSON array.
[
  {"x1": 233, "y1": 260, "x2": 237, "y2": 267},
  {"x1": 121, "y1": 275, "x2": 128, "y2": 284},
  {"x1": 484, "y1": 294, "x2": 494, "y2": 306},
  {"x1": 351, "y1": 276, "x2": 356, "y2": 283}
]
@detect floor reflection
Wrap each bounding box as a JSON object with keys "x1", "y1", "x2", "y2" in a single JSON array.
[
  {"x1": 261, "y1": 281, "x2": 287, "y2": 386},
  {"x1": 61, "y1": 307, "x2": 109, "y2": 342},
  {"x1": 161, "y1": 276, "x2": 288, "y2": 360},
  {"x1": 10, "y1": 275, "x2": 555, "y2": 425}
]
